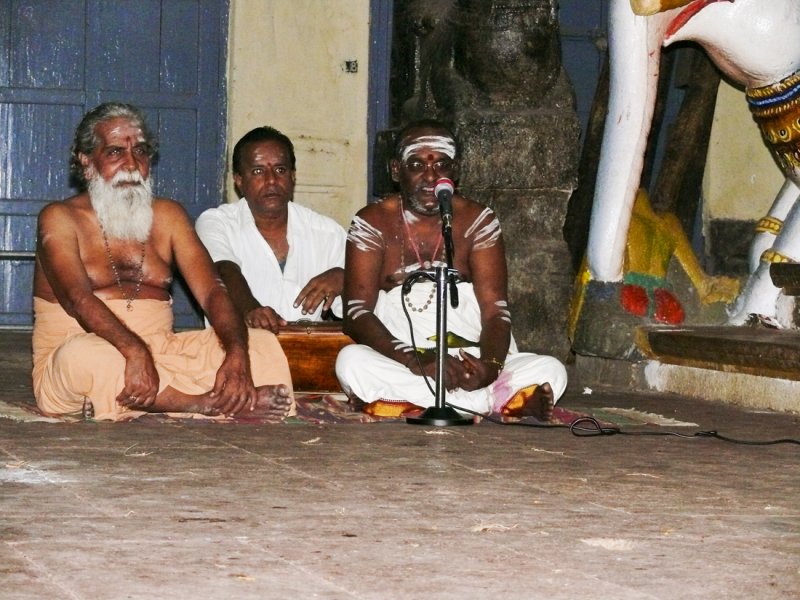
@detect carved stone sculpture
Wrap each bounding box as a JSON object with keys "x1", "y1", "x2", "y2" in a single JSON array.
[{"x1": 580, "y1": 0, "x2": 800, "y2": 351}]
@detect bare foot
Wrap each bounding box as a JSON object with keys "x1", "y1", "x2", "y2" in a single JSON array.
[
  {"x1": 346, "y1": 393, "x2": 367, "y2": 412},
  {"x1": 502, "y1": 382, "x2": 555, "y2": 421},
  {"x1": 152, "y1": 384, "x2": 292, "y2": 418},
  {"x1": 238, "y1": 384, "x2": 293, "y2": 418},
  {"x1": 518, "y1": 382, "x2": 555, "y2": 421}
]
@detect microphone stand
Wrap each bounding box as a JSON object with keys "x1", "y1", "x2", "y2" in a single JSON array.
[
  {"x1": 406, "y1": 215, "x2": 473, "y2": 426},
  {"x1": 443, "y1": 213, "x2": 459, "y2": 310}
]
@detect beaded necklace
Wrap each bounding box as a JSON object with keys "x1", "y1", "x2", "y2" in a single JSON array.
[
  {"x1": 102, "y1": 230, "x2": 146, "y2": 312},
  {"x1": 400, "y1": 202, "x2": 442, "y2": 313}
]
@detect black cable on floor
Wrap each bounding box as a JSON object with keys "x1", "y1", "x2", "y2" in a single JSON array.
[
  {"x1": 446, "y1": 403, "x2": 800, "y2": 446},
  {"x1": 399, "y1": 280, "x2": 798, "y2": 447},
  {"x1": 568, "y1": 416, "x2": 800, "y2": 445}
]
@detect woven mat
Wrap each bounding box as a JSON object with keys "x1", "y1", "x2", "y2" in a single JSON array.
[
  {"x1": 291, "y1": 394, "x2": 591, "y2": 426},
  {"x1": 0, "y1": 393, "x2": 592, "y2": 426}
]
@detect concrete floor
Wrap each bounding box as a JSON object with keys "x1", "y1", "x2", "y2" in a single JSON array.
[{"x1": 1, "y1": 333, "x2": 799, "y2": 599}]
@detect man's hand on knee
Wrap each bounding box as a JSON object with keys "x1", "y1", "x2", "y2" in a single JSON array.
[
  {"x1": 294, "y1": 268, "x2": 344, "y2": 315},
  {"x1": 117, "y1": 349, "x2": 160, "y2": 409},
  {"x1": 245, "y1": 306, "x2": 286, "y2": 333},
  {"x1": 209, "y1": 353, "x2": 257, "y2": 415}
]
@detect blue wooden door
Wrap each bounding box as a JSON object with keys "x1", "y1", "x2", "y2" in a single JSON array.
[{"x1": 0, "y1": 0, "x2": 228, "y2": 328}]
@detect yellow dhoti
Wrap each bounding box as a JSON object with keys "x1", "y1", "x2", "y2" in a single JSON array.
[{"x1": 32, "y1": 297, "x2": 293, "y2": 421}]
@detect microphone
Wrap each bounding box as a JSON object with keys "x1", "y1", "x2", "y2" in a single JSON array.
[
  {"x1": 435, "y1": 178, "x2": 454, "y2": 230},
  {"x1": 435, "y1": 177, "x2": 459, "y2": 308}
]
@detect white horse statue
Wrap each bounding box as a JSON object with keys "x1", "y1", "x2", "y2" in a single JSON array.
[{"x1": 587, "y1": 0, "x2": 800, "y2": 327}]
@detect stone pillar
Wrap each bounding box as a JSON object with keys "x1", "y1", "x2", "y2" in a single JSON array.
[{"x1": 389, "y1": 0, "x2": 581, "y2": 359}]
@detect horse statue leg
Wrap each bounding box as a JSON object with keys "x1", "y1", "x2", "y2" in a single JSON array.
[{"x1": 585, "y1": 1, "x2": 675, "y2": 283}]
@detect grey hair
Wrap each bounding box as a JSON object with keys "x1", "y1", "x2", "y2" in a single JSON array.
[{"x1": 69, "y1": 102, "x2": 158, "y2": 189}]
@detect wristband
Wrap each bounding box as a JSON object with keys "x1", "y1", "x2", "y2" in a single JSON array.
[{"x1": 481, "y1": 357, "x2": 504, "y2": 372}]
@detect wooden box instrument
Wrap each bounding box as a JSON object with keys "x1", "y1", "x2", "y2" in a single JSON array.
[{"x1": 277, "y1": 322, "x2": 353, "y2": 392}]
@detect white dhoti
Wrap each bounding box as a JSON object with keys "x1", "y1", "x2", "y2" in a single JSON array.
[{"x1": 335, "y1": 282, "x2": 567, "y2": 414}]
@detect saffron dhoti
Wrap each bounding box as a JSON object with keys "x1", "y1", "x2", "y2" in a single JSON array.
[{"x1": 32, "y1": 297, "x2": 294, "y2": 421}]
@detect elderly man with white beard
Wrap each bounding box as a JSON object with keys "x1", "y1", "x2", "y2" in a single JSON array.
[{"x1": 32, "y1": 102, "x2": 294, "y2": 421}]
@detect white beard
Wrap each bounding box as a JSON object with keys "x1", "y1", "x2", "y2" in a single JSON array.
[{"x1": 89, "y1": 171, "x2": 154, "y2": 242}]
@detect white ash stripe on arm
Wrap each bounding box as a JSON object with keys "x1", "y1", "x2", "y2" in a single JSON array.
[
  {"x1": 495, "y1": 300, "x2": 511, "y2": 324},
  {"x1": 347, "y1": 216, "x2": 384, "y2": 252},
  {"x1": 464, "y1": 208, "x2": 502, "y2": 250},
  {"x1": 392, "y1": 340, "x2": 414, "y2": 354},
  {"x1": 347, "y1": 298, "x2": 372, "y2": 321}
]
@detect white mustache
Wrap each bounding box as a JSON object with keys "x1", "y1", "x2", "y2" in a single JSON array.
[{"x1": 112, "y1": 171, "x2": 145, "y2": 186}]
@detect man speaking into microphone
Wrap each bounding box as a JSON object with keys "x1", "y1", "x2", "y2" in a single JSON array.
[{"x1": 336, "y1": 119, "x2": 567, "y2": 420}]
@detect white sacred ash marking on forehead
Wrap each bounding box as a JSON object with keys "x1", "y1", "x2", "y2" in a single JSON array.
[{"x1": 400, "y1": 135, "x2": 456, "y2": 162}]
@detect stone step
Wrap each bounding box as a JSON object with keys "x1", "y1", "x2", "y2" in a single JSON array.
[
  {"x1": 572, "y1": 326, "x2": 800, "y2": 414},
  {"x1": 634, "y1": 325, "x2": 800, "y2": 413},
  {"x1": 642, "y1": 325, "x2": 800, "y2": 380}
]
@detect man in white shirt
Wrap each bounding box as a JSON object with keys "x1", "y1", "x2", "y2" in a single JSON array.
[{"x1": 196, "y1": 126, "x2": 346, "y2": 333}]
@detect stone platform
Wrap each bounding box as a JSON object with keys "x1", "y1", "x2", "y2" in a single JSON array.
[{"x1": 576, "y1": 325, "x2": 800, "y2": 414}]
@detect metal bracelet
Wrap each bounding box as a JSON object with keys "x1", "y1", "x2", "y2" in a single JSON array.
[{"x1": 481, "y1": 357, "x2": 504, "y2": 372}]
